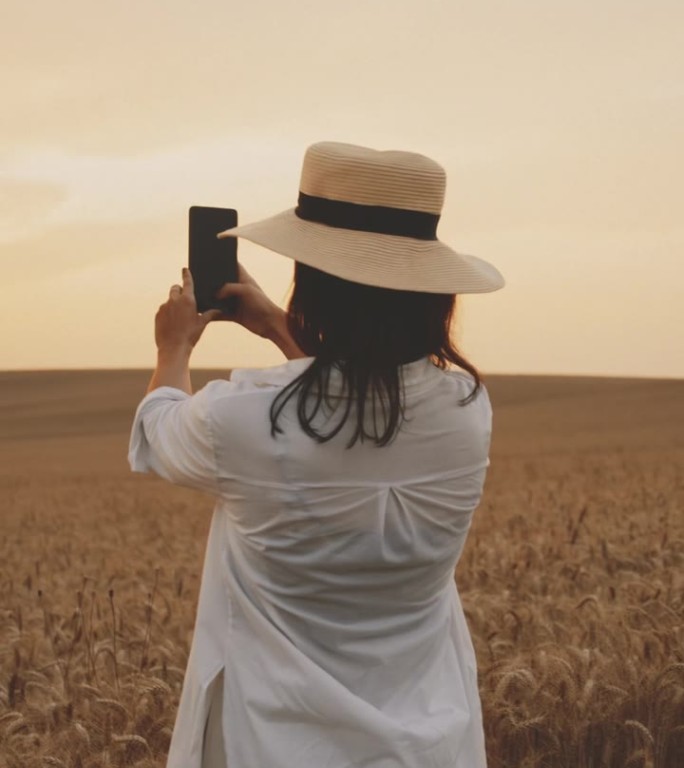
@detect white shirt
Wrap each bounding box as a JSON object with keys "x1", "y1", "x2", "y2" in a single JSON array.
[{"x1": 128, "y1": 356, "x2": 492, "y2": 768}]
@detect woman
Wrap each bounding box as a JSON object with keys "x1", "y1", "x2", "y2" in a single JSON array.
[{"x1": 129, "y1": 141, "x2": 505, "y2": 768}]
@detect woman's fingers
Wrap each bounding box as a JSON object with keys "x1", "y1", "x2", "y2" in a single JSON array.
[
  {"x1": 181, "y1": 267, "x2": 196, "y2": 300},
  {"x1": 168, "y1": 268, "x2": 196, "y2": 302},
  {"x1": 200, "y1": 308, "x2": 224, "y2": 325},
  {"x1": 236, "y1": 262, "x2": 260, "y2": 287},
  {"x1": 212, "y1": 278, "x2": 281, "y2": 337},
  {"x1": 215, "y1": 282, "x2": 249, "y2": 300},
  {"x1": 156, "y1": 268, "x2": 231, "y2": 352}
]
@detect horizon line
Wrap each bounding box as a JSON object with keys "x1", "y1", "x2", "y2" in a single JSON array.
[{"x1": 1, "y1": 367, "x2": 682, "y2": 383}]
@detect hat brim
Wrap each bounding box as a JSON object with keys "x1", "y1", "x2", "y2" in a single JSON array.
[{"x1": 217, "y1": 208, "x2": 505, "y2": 294}]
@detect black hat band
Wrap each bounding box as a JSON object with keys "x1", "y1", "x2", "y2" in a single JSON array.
[{"x1": 295, "y1": 192, "x2": 439, "y2": 240}]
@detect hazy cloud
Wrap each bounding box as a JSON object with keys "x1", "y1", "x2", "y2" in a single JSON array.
[
  {"x1": 3, "y1": 139, "x2": 302, "y2": 237},
  {"x1": 0, "y1": 179, "x2": 67, "y2": 242}
]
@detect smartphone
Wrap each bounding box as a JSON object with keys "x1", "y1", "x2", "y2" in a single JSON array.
[{"x1": 188, "y1": 206, "x2": 238, "y2": 314}]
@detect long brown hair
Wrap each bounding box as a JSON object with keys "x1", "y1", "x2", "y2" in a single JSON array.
[{"x1": 269, "y1": 263, "x2": 481, "y2": 447}]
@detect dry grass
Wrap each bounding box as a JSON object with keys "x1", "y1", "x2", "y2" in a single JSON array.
[{"x1": 0, "y1": 370, "x2": 682, "y2": 767}]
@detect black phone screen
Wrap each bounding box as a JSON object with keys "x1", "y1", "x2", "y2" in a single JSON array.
[{"x1": 188, "y1": 206, "x2": 238, "y2": 313}]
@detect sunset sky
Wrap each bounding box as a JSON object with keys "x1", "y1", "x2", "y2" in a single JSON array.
[{"x1": 2, "y1": 1, "x2": 682, "y2": 377}]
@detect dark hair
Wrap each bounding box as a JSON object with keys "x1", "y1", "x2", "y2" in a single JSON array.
[{"x1": 269, "y1": 263, "x2": 481, "y2": 447}]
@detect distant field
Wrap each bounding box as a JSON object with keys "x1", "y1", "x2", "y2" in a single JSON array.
[{"x1": 0, "y1": 370, "x2": 682, "y2": 767}]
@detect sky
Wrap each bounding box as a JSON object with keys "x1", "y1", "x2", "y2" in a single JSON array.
[{"x1": 2, "y1": 0, "x2": 682, "y2": 377}]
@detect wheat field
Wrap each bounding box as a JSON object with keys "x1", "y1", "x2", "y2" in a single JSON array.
[{"x1": 0, "y1": 370, "x2": 682, "y2": 768}]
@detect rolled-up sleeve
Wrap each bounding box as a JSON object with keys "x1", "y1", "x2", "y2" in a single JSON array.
[{"x1": 128, "y1": 384, "x2": 218, "y2": 494}]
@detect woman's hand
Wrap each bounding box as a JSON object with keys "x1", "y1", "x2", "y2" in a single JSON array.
[
  {"x1": 214, "y1": 263, "x2": 285, "y2": 338},
  {"x1": 155, "y1": 268, "x2": 222, "y2": 355},
  {"x1": 215, "y1": 263, "x2": 307, "y2": 360}
]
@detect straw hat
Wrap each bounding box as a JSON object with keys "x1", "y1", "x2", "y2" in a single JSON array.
[{"x1": 217, "y1": 141, "x2": 504, "y2": 294}]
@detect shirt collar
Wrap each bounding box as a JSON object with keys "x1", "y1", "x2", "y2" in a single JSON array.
[{"x1": 230, "y1": 356, "x2": 443, "y2": 390}]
